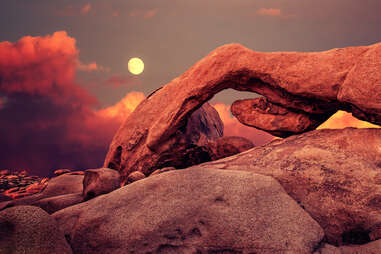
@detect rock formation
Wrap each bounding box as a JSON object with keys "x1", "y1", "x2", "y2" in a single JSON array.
[
  {"x1": 197, "y1": 128, "x2": 381, "y2": 245},
  {"x1": 105, "y1": 102, "x2": 223, "y2": 183},
  {"x1": 53, "y1": 167, "x2": 324, "y2": 254},
  {"x1": 0, "y1": 206, "x2": 73, "y2": 254},
  {"x1": 104, "y1": 42, "x2": 381, "y2": 182}
]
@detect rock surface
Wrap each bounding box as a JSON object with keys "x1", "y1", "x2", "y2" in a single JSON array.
[
  {"x1": 0, "y1": 205, "x2": 72, "y2": 254},
  {"x1": 198, "y1": 128, "x2": 381, "y2": 245},
  {"x1": 208, "y1": 136, "x2": 255, "y2": 160},
  {"x1": 82, "y1": 168, "x2": 120, "y2": 201},
  {"x1": 32, "y1": 193, "x2": 84, "y2": 214},
  {"x1": 53, "y1": 167, "x2": 323, "y2": 254},
  {"x1": 315, "y1": 240, "x2": 381, "y2": 254},
  {"x1": 104, "y1": 42, "x2": 381, "y2": 182},
  {"x1": 105, "y1": 102, "x2": 223, "y2": 182}
]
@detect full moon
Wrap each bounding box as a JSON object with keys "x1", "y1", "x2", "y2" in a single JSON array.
[{"x1": 128, "y1": 57, "x2": 144, "y2": 75}]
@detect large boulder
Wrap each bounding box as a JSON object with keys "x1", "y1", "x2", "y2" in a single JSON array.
[
  {"x1": 105, "y1": 102, "x2": 223, "y2": 183},
  {"x1": 0, "y1": 174, "x2": 83, "y2": 211},
  {"x1": 198, "y1": 128, "x2": 381, "y2": 245},
  {"x1": 104, "y1": 42, "x2": 381, "y2": 182},
  {"x1": 53, "y1": 167, "x2": 323, "y2": 254},
  {"x1": 0, "y1": 205, "x2": 72, "y2": 254},
  {"x1": 82, "y1": 168, "x2": 120, "y2": 201}
]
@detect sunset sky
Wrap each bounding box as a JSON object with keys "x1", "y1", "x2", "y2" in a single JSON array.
[{"x1": 1, "y1": 0, "x2": 381, "y2": 176}]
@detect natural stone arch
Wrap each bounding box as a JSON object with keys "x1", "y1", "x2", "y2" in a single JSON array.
[{"x1": 104, "y1": 43, "x2": 381, "y2": 182}]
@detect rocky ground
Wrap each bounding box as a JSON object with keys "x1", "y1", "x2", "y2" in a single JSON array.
[{"x1": 0, "y1": 170, "x2": 47, "y2": 200}]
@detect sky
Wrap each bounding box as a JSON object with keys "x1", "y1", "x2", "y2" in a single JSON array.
[{"x1": 1, "y1": 0, "x2": 381, "y2": 176}]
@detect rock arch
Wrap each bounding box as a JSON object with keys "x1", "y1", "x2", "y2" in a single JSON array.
[{"x1": 104, "y1": 43, "x2": 381, "y2": 182}]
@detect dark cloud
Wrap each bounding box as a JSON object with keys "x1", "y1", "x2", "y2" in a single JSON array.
[{"x1": 0, "y1": 31, "x2": 128, "y2": 176}]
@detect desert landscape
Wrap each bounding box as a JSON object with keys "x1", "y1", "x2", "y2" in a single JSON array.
[
  {"x1": 1, "y1": 1, "x2": 381, "y2": 253},
  {"x1": 1, "y1": 41, "x2": 381, "y2": 253}
]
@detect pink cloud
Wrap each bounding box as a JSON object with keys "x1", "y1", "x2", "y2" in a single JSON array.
[
  {"x1": 129, "y1": 9, "x2": 158, "y2": 19},
  {"x1": 0, "y1": 31, "x2": 95, "y2": 105},
  {"x1": 56, "y1": 6, "x2": 76, "y2": 17},
  {"x1": 80, "y1": 3, "x2": 91, "y2": 15},
  {"x1": 257, "y1": 8, "x2": 282, "y2": 17},
  {"x1": 77, "y1": 61, "x2": 107, "y2": 72}
]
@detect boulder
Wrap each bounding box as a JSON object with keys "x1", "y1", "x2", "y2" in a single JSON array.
[
  {"x1": 208, "y1": 136, "x2": 255, "y2": 160},
  {"x1": 0, "y1": 174, "x2": 83, "y2": 211},
  {"x1": 0, "y1": 205, "x2": 72, "y2": 254},
  {"x1": 32, "y1": 193, "x2": 83, "y2": 214},
  {"x1": 83, "y1": 168, "x2": 120, "y2": 201},
  {"x1": 198, "y1": 128, "x2": 381, "y2": 245},
  {"x1": 105, "y1": 102, "x2": 223, "y2": 183},
  {"x1": 126, "y1": 171, "x2": 145, "y2": 184},
  {"x1": 104, "y1": 42, "x2": 381, "y2": 182},
  {"x1": 53, "y1": 167, "x2": 323, "y2": 254}
]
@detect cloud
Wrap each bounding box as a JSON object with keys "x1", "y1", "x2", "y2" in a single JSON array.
[
  {"x1": 0, "y1": 31, "x2": 144, "y2": 177},
  {"x1": 129, "y1": 9, "x2": 158, "y2": 19},
  {"x1": 318, "y1": 110, "x2": 380, "y2": 130},
  {"x1": 77, "y1": 61, "x2": 107, "y2": 72},
  {"x1": 112, "y1": 11, "x2": 119, "y2": 17},
  {"x1": 56, "y1": 3, "x2": 92, "y2": 17},
  {"x1": 97, "y1": 92, "x2": 145, "y2": 120},
  {"x1": 257, "y1": 8, "x2": 282, "y2": 17},
  {"x1": 0, "y1": 31, "x2": 94, "y2": 105},
  {"x1": 80, "y1": 3, "x2": 91, "y2": 15},
  {"x1": 212, "y1": 103, "x2": 274, "y2": 146}
]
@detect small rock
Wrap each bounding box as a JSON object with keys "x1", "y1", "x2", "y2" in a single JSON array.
[
  {"x1": 54, "y1": 169, "x2": 71, "y2": 176},
  {"x1": 0, "y1": 170, "x2": 10, "y2": 175},
  {"x1": 83, "y1": 168, "x2": 120, "y2": 201},
  {"x1": 66, "y1": 171, "x2": 84, "y2": 175},
  {"x1": 18, "y1": 170, "x2": 28, "y2": 176},
  {"x1": 126, "y1": 171, "x2": 146, "y2": 184}
]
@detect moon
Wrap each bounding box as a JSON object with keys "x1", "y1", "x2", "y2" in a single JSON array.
[{"x1": 128, "y1": 57, "x2": 144, "y2": 75}]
